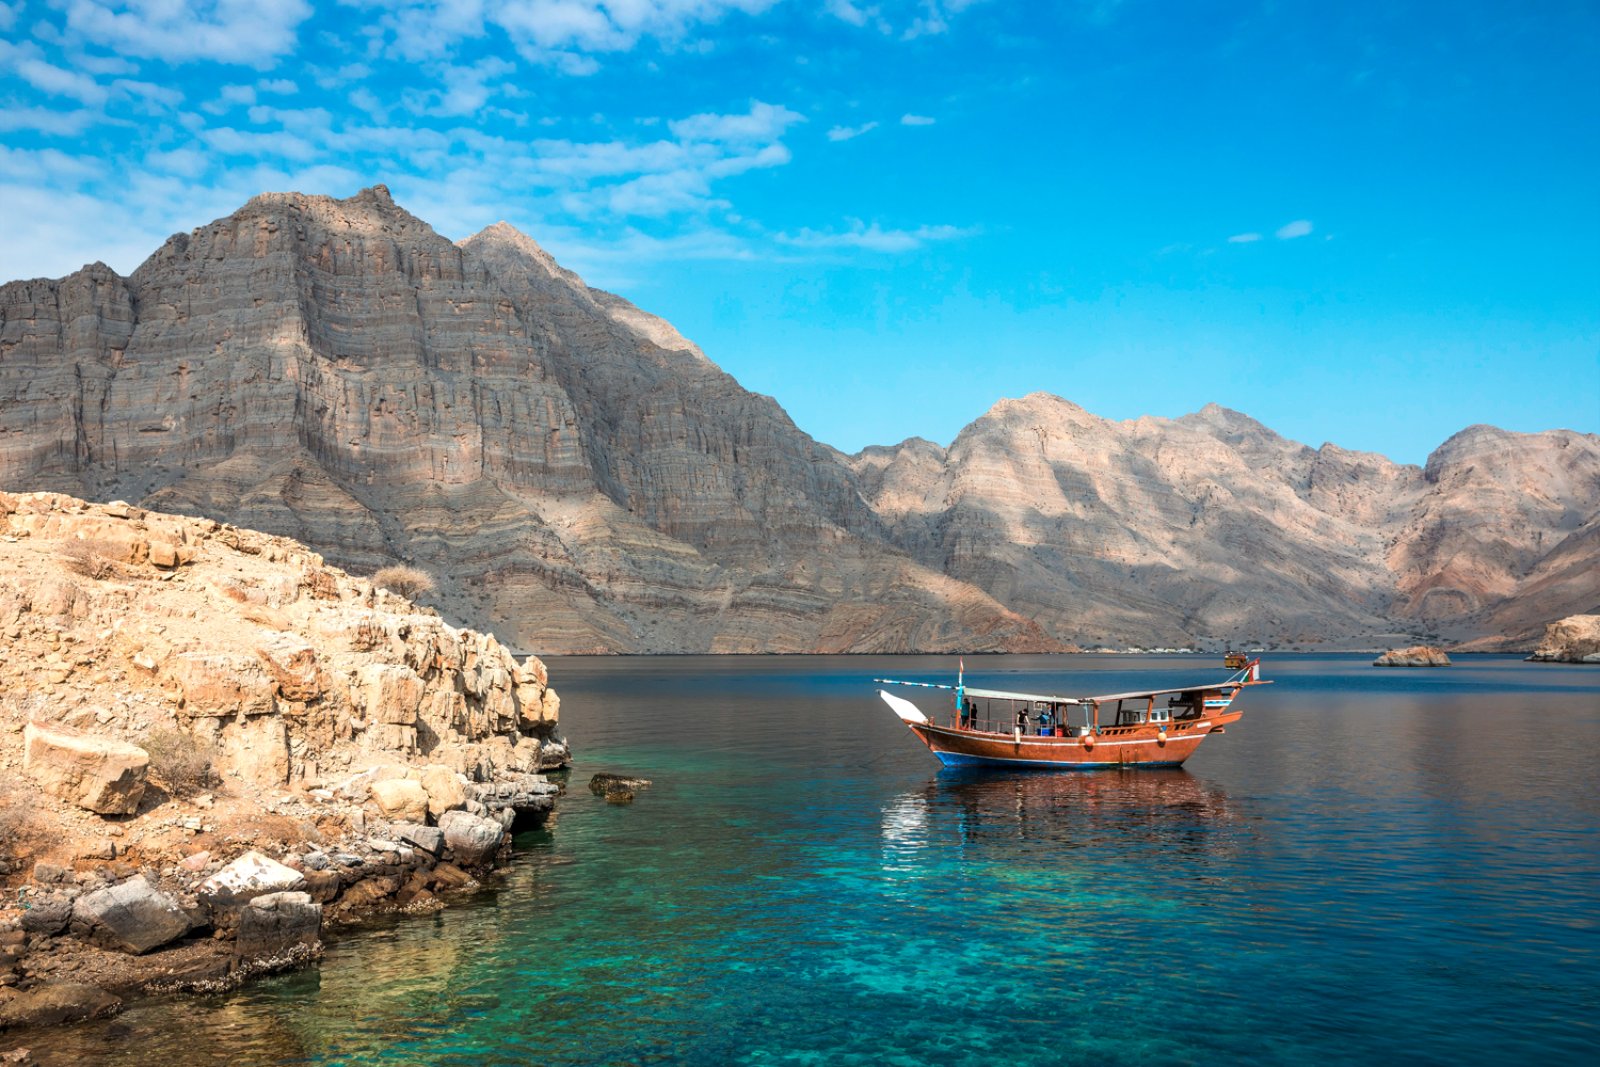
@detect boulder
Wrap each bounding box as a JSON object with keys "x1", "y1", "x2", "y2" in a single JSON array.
[
  {"x1": 437, "y1": 810, "x2": 505, "y2": 867},
  {"x1": 22, "y1": 722, "x2": 148, "y2": 815},
  {"x1": 419, "y1": 764, "x2": 467, "y2": 819},
  {"x1": 198, "y1": 850, "x2": 306, "y2": 911},
  {"x1": 19, "y1": 895, "x2": 74, "y2": 937},
  {"x1": 589, "y1": 772, "x2": 652, "y2": 794},
  {"x1": 69, "y1": 876, "x2": 191, "y2": 955},
  {"x1": 0, "y1": 983, "x2": 120, "y2": 1030},
  {"x1": 370, "y1": 778, "x2": 429, "y2": 822},
  {"x1": 233, "y1": 891, "x2": 321, "y2": 961},
  {"x1": 393, "y1": 822, "x2": 444, "y2": 856}
]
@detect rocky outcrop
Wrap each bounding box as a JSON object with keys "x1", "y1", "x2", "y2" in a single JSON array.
[
  {"x1": 1374, "y1": 646, "x2": 1452, "y2": 667},
  {"x1": 1528, "y1": 615, "x2": 1600, "y2": 663},
  {"x1": 0, "y1": 491, "x2": 570, "y2": 1034},
  {"x1": 22, "y1": 723, "x2": 148, "y2": 815},
  {"x1": 1, "y1": 187, "x2": 1593, "y2": 651}
]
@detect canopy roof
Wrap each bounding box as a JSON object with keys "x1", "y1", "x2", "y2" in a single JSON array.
[{"x1": 874, "y1": 676, "x2": 1260, "y2": 706}]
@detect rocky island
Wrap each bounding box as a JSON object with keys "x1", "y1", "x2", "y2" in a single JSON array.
[
  {"x1": 1374, "y1": 646, "x2": 1453, "y2": 667},
  {"x1": 0, "y1": 491, "x2": 569, "y2": 1037}
]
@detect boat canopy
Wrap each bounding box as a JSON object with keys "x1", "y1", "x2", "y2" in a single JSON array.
[{"x1": 874, "y1": 676, "x2": 1265, "y2": 706}]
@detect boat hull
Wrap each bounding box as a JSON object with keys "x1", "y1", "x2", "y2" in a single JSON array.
[{"x1": 908, "y1": 714, "x2": 1240, "y2": 771}]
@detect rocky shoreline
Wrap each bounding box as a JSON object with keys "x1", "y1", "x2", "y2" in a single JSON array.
[
  {"x1": 1373, "y1": 645, "x2": 1452, "y2": 667},
  {"x1": 0, "y1": 491, "x2": 574, "y2": 1050}
]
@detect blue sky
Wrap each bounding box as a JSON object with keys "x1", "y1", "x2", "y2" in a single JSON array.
[{"x1": 2, "y1": 1, "x2": 1596, "y2": 464}]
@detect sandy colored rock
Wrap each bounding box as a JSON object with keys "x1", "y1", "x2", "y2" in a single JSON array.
[
  {"x1": 23, "y1": 722, "x2": 148, "y2": 815},
  {"x1": 369, "y1": 778, "x2": 429, "y2": 822},
  {"x1": 1528, "y1": 614, "x2": 1600, "y2": 663},
  {"x1": 1374, "y1": 646, "x2": 1452, "y2": 667},
  {"x1": 419, "y1": 764, "x2": 468, "y2": 819}
]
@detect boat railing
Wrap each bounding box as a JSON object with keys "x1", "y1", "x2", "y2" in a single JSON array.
[{"x1": 952, "y1": 713, "x2": 1093, "y2": 738}]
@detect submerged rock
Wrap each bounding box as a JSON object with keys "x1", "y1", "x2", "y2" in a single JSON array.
[
  {"x1": 0, "y1": 983, "x2": 120, "y2": 1030},
  {"x1": 1374, "y1": 646, "x2": 1452, "y2": 667},
  {"x1": 589, "y1": 773, "x2": 652, "y2": 796}
]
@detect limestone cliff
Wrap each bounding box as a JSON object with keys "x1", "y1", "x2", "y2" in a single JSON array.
[{"x1": 1, "y1": 187, "x2": 1594, "y2": 651}]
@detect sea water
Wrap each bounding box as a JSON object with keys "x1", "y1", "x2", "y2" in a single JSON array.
[{"x1": 22, "y1": 655, "x2": 1600, "y2": 1065}]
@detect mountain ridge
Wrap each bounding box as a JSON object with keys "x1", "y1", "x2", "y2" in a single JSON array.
[{"x1": 2, "y1": 187, "x2": 1594, "y2": 652}]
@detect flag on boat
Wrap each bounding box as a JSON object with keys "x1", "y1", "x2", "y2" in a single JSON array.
[{"x1": 1249, "y1": 662, "x2": 1260, "y2": 682}]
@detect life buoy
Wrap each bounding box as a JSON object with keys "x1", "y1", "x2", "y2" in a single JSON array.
[
  {"x1": 1081, "y1": 732, "x2": 1095, "y2": 751},
  {"x1": 1157, "y1": 729, "x2": 1168, "y2": 747}
]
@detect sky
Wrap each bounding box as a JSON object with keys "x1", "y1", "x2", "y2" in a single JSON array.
[{"x1": 2, "y1": 0, "x2": 1597, "y2": 465}]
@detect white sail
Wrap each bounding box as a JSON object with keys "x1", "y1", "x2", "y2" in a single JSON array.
[{"x1": 878, "y1": 689, "x2": 929, "y2": 724}]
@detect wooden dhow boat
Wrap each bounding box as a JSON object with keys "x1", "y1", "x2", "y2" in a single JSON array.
[{"x1": 876, "y1": 659, "x2": 1268, "y2": 770}]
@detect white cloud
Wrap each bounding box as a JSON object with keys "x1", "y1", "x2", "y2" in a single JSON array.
[
  {"x1": 1227, "y1": 232, "x2": 1261, "y2": 243},
  {"x1": 1276, "y1": 218, "x2": 1313, "y2": 239},
  {"x1": 778, "y1": 219, "x2": 976, "y2": 253},
  {"x1": 827, "y1": 121, "x2": 879, "y2": 141},
  {"x1": 0, "y1": 2, "x2": 16, "y2": 33},
  {"x1": 258, "y1": 78, "x2": 298, "y2": 94},
  {"x1": 669, "y1": 100, "x2": 804, "y2": 143},
  {"x1": 825, "y1": 0, "x2": 872, "y2": 27},
  {"x1": 0, "y1": 106, "x2": 99, "y2": 136},
  {"x1": 900, "y1": 113, "x2": 935, "y2": 125},
  {"x1": 61, "y1": 0, "x2": 314, "y2": 66},
  {"x1": 13, "y1": 56, "x2": 109, "y2": 106},
  {"x1": 369, "y1": 0, "x2": 779, "y2": 68}
]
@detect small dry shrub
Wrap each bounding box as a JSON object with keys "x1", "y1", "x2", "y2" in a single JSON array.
[
  {"x1": 141, "y1": 727, "x2": 219, "y2": 798},
  {"x1": 372, "y1": 564, "x2": 436, "y2": 600},
  {"x1": 59, "y1": 538, "x2": 118, "y2": 580}
]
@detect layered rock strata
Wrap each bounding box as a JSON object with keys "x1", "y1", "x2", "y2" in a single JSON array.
[
  {"x1": 1, "y1": 187, "x2": 1594, "y2": 651},
  {"x1": 0, "y1": 491, "x2": 567, "y2": 1034}
]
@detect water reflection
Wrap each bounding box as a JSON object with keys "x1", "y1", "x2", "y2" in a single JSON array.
[{"x1": 885, "y1": 768, "x2": 1239, "y2": 856}]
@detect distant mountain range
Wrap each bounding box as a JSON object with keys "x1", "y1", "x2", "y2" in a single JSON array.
[{"x1": 2, "y1": 186, "x2": 1594, "y2": 653}]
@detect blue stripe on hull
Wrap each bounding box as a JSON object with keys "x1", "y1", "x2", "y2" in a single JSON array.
[{"x1": 931, "y1": 751, "x2": 1187, "y2": 771}]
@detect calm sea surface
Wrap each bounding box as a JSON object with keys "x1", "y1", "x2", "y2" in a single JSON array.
[{"x1": 21, "y1": 655, "x2": 1600, "y2": 1065}]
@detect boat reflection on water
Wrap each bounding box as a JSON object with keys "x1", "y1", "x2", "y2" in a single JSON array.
[{"x1": 881, "y1": 767, "x2": 1243, "y2": 866}]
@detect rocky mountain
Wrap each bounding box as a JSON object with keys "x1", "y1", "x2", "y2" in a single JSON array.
[{"x1": 1, "y1": 187, "x2": 1593, "y2": 652}]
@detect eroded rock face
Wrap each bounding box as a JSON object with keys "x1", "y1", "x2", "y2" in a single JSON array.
[
  {"x1": 0, "y1": 493, "x2": 565, "y2": 794},
  {"x1": 23, "y1": 722, "x2": 148, "y2": 815}
]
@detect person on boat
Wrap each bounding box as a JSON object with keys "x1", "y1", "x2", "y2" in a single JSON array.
[
  {"x1": 960, "y1": 699, "x2": 977, "y2": 730},
  {"x1": 1037, "y1": 706, "x2": 1054, "y2": 737},
  {"x1": 1016, "y1": 707, "x2": 1030, "y2": 733}
]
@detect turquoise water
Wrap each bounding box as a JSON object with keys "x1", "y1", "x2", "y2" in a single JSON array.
[{"x1": 21, "y1": 655, "x2": 1600, "y2": 1065}]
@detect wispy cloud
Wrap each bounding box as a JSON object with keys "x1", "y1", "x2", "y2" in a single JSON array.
[
  {"x1": 827, "y1": 121, "x2": 879, "y2": 142},
  {"x1": 1276, "y1": 219, "x2": 1313, "y2": 239},
  {"x1": 778, "y1": 219, "x2": 977, "y2": 253},
  {"x1": 900, "y1": 113, "x2": 935, "y2": 126},
  {"x1": 1227, "y1": 232, "x2": 1261, "y2": 244},
  {"x1": 61, "y1": 0, "x2": 313, "y2": 66}
]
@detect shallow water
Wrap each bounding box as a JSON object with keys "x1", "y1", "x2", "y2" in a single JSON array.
[{"x1": 20, "y1": 655, "x2": 1600, "y2": 1065}]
